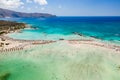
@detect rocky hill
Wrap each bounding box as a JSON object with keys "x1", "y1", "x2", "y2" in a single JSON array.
[{"x1": 0, "y1": 8, "x2": 56, "y2": 18}]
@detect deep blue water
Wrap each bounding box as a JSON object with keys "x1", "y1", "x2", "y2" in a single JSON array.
[{"x1": 0, "y1": 17, "x2": 120, "y2": 41}]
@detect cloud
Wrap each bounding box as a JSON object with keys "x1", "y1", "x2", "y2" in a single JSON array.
[
  {"x1": 0, "y1": 0, "x2": 24, "y2": 9},
  {"x1": 34, "y1": 0, "x2": 48, "y2": 5},
  {"x1": 0, "y1": 0, "x2": 48, "y2": 9},
  {"x1": 26, "y1": 0, "x2": 48, "y2": 5}
]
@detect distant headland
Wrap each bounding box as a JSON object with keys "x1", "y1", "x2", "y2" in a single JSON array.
[{"x1": 0, "y1": 8, "x2": 56, "y2": 18}]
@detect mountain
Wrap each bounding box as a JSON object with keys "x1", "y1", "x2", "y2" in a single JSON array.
[{"x1": 0, "y1": 8, "x2": 56, "y2": 18}]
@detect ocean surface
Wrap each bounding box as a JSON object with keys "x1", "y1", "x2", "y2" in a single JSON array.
[{"x1": 0, "y1": 17, "x2": 120, "y2": 42}]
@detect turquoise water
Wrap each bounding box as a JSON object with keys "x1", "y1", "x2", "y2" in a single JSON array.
[
  {"x1": 0, "y1": 17, "x2": 120, "y2": 80},
  {"x1": 1, "y1": 17, "x2": 120, "y2": 41},
  {"x1": 0, "y1": 41, "x2": 120, "y2": 80}
]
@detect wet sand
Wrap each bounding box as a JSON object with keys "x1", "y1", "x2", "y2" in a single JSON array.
[{"x1": 0, "y1": 35, "x2": 120, "y2": 53}]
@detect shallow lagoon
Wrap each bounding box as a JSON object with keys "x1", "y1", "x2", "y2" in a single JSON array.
[{"x1": 0, "y1": 41, "x2": 120, "y2": 80}]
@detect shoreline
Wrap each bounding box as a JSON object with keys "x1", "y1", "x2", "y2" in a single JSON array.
[
  {"x1": 0, "y1": 20, "x2": 119, "y2": 53},
  {"x1": 0, "y1": 35, "x2": 56, "y2": 52},
  {"x1": 0, "y1": 34, "x2": 120, "y2": 53}
]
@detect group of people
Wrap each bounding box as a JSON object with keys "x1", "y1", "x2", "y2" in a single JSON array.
[{"x1": 0, "y1": 36, "x2": 56, "y2": 53}]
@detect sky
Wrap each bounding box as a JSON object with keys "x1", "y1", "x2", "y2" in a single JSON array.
[{"x1": 0, "y1": 0, "x2": 120, "y2": 16}]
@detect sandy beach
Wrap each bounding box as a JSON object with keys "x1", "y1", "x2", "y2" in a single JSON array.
[{"x1": 0, "y1": 34, "x2": 120, "y2": 53}]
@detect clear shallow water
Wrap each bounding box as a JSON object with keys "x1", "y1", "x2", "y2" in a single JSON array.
[
  {"x1": 1, "y1": 17, "x2": 120, "y2": 41},
  {"x1": 0, "y1": 42, "x2": 120, "y2": 80}
]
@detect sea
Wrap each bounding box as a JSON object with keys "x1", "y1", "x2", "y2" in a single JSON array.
[
  {"x1": 0, "y1": 16, "x2": 120, "y2": 42},
  {"x1": 0, "y1": 17, "x2": 120, "y2": 80}
]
